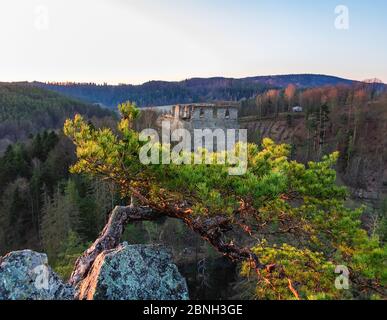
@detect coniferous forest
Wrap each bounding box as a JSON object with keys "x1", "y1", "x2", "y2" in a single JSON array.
[{"x1": 0, "y1": 84, "x2": 118, "y2": 279}]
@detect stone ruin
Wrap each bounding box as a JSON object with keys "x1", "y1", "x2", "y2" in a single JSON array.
[
  {"x1": 169, "y1": 102, "x2": 239, "y2": 131},
  {"x1": 157, "y1": 102, "x2": 241, "y2": 152}
]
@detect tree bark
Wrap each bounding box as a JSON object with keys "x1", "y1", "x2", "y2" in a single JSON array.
[
  {"x1": 69, "y1": 205, "x2": 265, "y2": 291},
  {"x1": 69, "y1": 205, "x2": 160, "y2": 288}
]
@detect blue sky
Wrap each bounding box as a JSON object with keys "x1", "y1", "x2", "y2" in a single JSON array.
[{"x1": 0, "y1": 0, "x2": 386, "y2": 84}]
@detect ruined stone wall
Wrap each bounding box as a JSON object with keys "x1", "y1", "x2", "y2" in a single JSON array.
[{"x1": 167, "y1": 104, "x2": 240, "y2": 151}]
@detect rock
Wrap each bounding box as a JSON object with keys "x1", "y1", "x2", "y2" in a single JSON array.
[
  {"x1": 0, "y1": 250, "x2": 74, "y2": 300},
  {"x1": 77, "y1": 243, "x2": 189, "y2": 300}
]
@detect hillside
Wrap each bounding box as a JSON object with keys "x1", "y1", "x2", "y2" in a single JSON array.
[
  {"x1": 33, "y1": 74, "x2": 357, "y2": 108},
  {"x1": 0, "y1": 82, "x2": 115, "y2": 152},
  {"x1": 0, "y1": 83, "x2": 117, "y2": 260},
  {"x1": 239, "y1": 85, "x2": 387, "y2": 205}
]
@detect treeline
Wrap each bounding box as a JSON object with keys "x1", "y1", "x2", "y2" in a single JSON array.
[
  {"x1": 240, "y1": 81, "x2": 385, "y2": 118},
  {"x1": 36, "y1": 78, "x2": 272, "y2": 108},
  {"x1": 0, "y1": 83, "x2": 115, "y2": 152},
  {"x1": 35, "y1": 74, "x2": 364, "y2": 109},
  {"x1": 0, "y1": 131, "x2": 119, "y2": 278}
]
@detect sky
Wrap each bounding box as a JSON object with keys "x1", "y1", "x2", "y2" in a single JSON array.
[{"x1": 0, "y1": 0, "x2": 386, "y2": 84}]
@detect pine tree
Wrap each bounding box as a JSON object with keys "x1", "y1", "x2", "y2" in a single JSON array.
[
  {"x1": 64, "y1": 102, "x2": 386, "y2": 299},
  {"x1": 41, "y1": 181, "x2": 81, "y2": 260},
  {"x1": 53, "y1": 230, "x2": 88, "y2": 281},
  {"x1": 0, "y1": 178, "x2": 33, "y2": 253}
]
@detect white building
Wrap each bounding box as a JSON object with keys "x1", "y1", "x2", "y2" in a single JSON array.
[{"x1": 292, "y1": 106, "x2": 303, "y2": 113}]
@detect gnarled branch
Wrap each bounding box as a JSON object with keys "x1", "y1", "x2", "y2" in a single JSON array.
[
  {"x1": 69, "y1": 205, "x2": 160, "y2": 289},
  {"x1": 69, "y1": 204, "x2": 265, "y2": 294}
]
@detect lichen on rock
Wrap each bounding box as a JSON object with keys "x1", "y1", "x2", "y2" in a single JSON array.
[
  {"x1": 77, "y1": 243, "x2": 189, "y2": 300},
  {"x1": 0, "y1": 250, "x2": 74, "y2": 300}
]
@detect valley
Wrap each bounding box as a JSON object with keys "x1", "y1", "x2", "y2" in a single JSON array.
[{"x1": 0, "y1": 75, "x2": 386, "y2": 300}]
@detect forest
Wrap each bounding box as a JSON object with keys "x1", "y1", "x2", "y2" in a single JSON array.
[
  {"x1": 34, "y1": 74, "x2": 359, "y2": 108},
  {"x1": 0, "y1": 83, "x2": 118, "y2": 277},
  {"x1": 0, "y1": 82, "x2": 114, "y2": 153}
]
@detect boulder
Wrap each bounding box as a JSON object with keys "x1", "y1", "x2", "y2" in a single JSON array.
[
  {"x1": 77, "y1": 243, "x2": 189, "y2": 300},
  {"x1": 0, "y1": 250, "x2": 74, "y2": 300}
]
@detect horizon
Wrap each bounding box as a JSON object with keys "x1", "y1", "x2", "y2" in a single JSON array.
[
  {"x1": 2, "y1": 73, "x2": 381, "y2": 87},
  {"x1": 0, "y1": 0, "x2": 386, "y2": 84}
]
